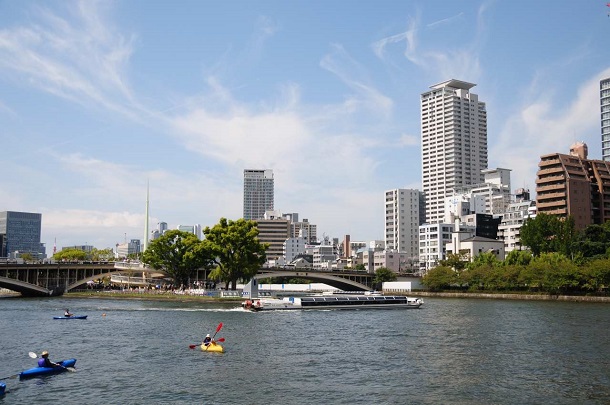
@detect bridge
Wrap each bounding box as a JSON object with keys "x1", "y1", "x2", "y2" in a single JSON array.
[
  {"x1": 0, "y1": 262, "x2": 374, "y2": 297},
  {"x1": 255, "y1": 268, "x2": 373, "y2": 291}
]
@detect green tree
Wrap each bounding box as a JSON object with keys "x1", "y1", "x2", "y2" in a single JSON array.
[
  {"x1": 572, "y1": 223, "x2": 610, "y2": 260},
  {"x1": 582, "y1": 258, "x2": 610, "y2": 292},
  {"x1": 19, "y1": 252, "x2": 34, "y2": 262},
  {"x1": 520, "y1": 213, "x2": 573, "y2": 256},
  {"x1": 372, "y1": 267, "x2": 397, "y2": 290},
  {"x1": 439, "y1": 253, "x2": 468, "y2": 271},
  {"x1": 201, "y1": 218, "x2": 267, "y2": 290},
  {"x1": 504, "y1": 250, "x2": 533, "y2": 266},
  {"x1": 53, "y1": 248, "x2": 87, "y2": 262},
  {"x1": 421, "y1": 266, "x2": 455, "y2": 291},
  {"x1": 461, "y1": 265, "x2": 488, "y2": 291},
  {"x1": 90, "y1": 248, "x2": 115, "y2": 262},
  {"x1": 141, "y1": 230, "x2": 213, "y2": 287},
  {"x1": 555, "y1": 216, "x2": 577, "y2": 258},
  {"x1": 468, "y1": 252, "x2": 501, "y2": 269},
  {"x1": 535, "y1": 252, "x2": 580, "y2": 294}
]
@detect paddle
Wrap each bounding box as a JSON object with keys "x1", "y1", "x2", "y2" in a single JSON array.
[
  {"x1": 28, "y1": 352, "x2": 75, "y2": 372},
  {"x1": 189, "y1": 338, "x2": 225, "y2": 349},
  {"x1": 212, "y1": 322, "x2": 223, "y2": 339}
]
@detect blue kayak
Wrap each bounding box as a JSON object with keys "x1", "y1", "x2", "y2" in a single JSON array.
[
  {"x1": 0, "y1": 381, "x2": 5, "y2": 395},
  {"x1": 19, "y1": 359, "x2": 76, "y2": 380},
  {"x1": 53, "y1": 315, "x2": 87, "y2": 320}
]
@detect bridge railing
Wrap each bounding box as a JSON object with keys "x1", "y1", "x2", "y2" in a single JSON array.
[
  {"x1": 110, "y1": 274, "x2": 151, "y2": 285},
  {"x1": 114, "y1": 261, "x2": 145, "y2": 270}
]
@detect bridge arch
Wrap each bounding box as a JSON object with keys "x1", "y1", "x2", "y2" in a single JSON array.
[
  {"x1": 252, "y1": 270, "x2": 372, "y2": 291},
  {"x1": 0, "y1": 278, "x2": 52, "y2": 296}
]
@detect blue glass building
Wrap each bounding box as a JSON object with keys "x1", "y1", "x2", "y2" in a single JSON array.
[{"x1": 0, "y1": 211, "x2": 46, "y2": 259}]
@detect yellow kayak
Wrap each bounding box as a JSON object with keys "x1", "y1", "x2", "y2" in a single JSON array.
[{"x1": 201, "y1": 342, "x2": 224, "y2": 353}]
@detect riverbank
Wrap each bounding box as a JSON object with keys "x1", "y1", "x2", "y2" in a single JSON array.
[
  {"x1": 65, "y1": 290, "x2": 242, "y2": 302},
  {"x1": 409, "y1": 291, "x2": 610, "y2": 303}
]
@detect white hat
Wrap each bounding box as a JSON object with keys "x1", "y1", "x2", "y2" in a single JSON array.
[{"x1": 206, "y1": 334, "x2": 210, "y2": 337}]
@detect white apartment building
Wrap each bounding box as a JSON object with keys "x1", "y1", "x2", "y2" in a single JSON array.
[
  {"x1": 421, "y1": 79, "x2": 488, "y2": 224},
  {"x1": 290, "y1": 219, "x2": 317, "y2": 244},
  {"x1": 312, "y1": 240, "x2": 336, "y2": 269},
  {"x1": 602, "y1": 78, "x2": 610, "y2": 161},
  {"x1": 243, "y1": 169, "x2": 274, "y2": 220},
  {"x1": 283, "y1": 236, "x2": 306, "y2": 263},
  {"x1": 384, "y1": 189, "x2": 421, "y2": 262},
  {"x1": 362, "y1": 249, "x2": 405, "y2": 274},
  {"x1": 453, "y1": 168, "x2": 512, "y2": 217},
  {"x1": 419, "y1": 223, "x2": 454, "y2": 273},
  {"x1": 444, "y1": 194, "x2": 486, "y2": 224},
  {"x1": 498, "y1": 198, "x2": 537, "y2": 254}
]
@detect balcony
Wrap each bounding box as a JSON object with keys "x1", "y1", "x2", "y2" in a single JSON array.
[
  {"x1": 538, "y1": 207, "x2": 568, "y2": 216},
  {"x1": 536, "y1": 183, "x2": 566, "y2": 192},
  {"x1": 536, "y1": 175, "x2": 565, "y2": 184},
  {"x1": 537, "y1": 167, "x2": 565, "y2": 176},
  {"x1": 536, "y1": 199, "x2": 567, "y2": 209}
]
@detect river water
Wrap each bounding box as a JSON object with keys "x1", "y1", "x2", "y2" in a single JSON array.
[{"x1": 0, "y1": 295, "x2": 609, "y2": 405}]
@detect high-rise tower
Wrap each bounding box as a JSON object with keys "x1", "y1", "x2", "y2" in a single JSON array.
[
  {"x1": 601, "y1": 77, "x2": 610, "y2": 161},
  {"x1": 421, "y1": 79, "x2": 488, "y2": 224},
  {"x1": 243, "y1": 169, "x2": 274, "y2": 220}
]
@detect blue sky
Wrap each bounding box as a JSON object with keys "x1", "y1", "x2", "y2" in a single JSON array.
[{"x1": 1, "y1": 0, "x2": 609, "y2": 253}]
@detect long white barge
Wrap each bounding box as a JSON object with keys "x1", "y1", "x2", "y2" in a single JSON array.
[{"x1": 242, "y1": 292, "x2": 423, "y2": 311}]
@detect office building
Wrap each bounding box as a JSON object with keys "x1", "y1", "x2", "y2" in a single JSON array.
[
  {"x1": 177, "y1": 224, "x2": 202, "y2": 239},
  {"x1": 115, "y1": 239, "x2": 141, "y2": 258},
  {"x1": 0, "y1": 211, "x2": 45, "y2": 259},
  {"x1": 421, "y1": 79, "x2": 488, "y2": 224},
  {"x1": 243, "y1": 169, "x2": 274, "y2": 220},
  {"x1": 536, "y1": 142, "x2": 610, "y2": 230},
  {"x1": 602, "y1": 77, "x2": 610, "y2": 161},
  {"x1": 255, "y1": 212, "x2": 290, "y2": 261}
]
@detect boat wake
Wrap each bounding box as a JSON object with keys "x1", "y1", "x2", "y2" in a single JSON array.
[{"x1": 95, "y1": 307, "x2": 243, "y2": 313}]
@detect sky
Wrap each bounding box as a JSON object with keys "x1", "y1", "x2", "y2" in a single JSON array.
[{"x1": 1, "y1": 0, "x2": 609, "y2": 254}]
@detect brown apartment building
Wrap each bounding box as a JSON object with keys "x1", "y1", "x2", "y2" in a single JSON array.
[{"x1": 536, "y1": 142, "x2": 610, "y2": 230}]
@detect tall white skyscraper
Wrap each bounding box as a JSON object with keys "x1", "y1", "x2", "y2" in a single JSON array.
[
  {"x1": 243, "y1": 169, "x2": 274, "y2": 220},
  {"x1": 384, "y1": 189, "x2": 421, "y2": 261},
  {"x1": 421, "y1": 79, "x2": 488, "y2": 224},
  {"x1": 601, "y1": 77, "x2": 610, "y2": 161}
]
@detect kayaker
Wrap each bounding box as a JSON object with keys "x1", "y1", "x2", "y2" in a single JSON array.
[
  {"x1": 38, "y1": 351, "x2": 61, "y2": 368},
  {"x1": 202, "y1": 334, "x2": 213, "y2": 346},
  {"x1": 64, "y1": 309, "x2": 73, "y2": 317}
]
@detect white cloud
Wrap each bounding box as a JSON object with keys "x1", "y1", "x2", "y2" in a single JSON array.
[
  {"x1": 373, "y1": 6, "x2": 486, "y2": 83},
  {"x1": 399, "y1": 133, "x2": 419, "y2": 147},
  {"x1": 0, "y1": 1, "x2": 141, "y2": 118},
  {"x1": 320, "y1": 43, "x2": 393, "y2": 116},
  {"x1": 426, "y1": 12, "x2": 464, "y2": 28},
  {"x1": 492, "y1": 68, "x2": 610, "y2": 192}
]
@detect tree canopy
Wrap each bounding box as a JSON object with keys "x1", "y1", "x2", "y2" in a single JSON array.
[
  {"x1": 202, "y1": 218, "x2": 268, "y2": 290},
  {"x1": 141, "y1": 230, "x2": 213, "y2": 287},
  {"x1": 53, "y1": 248, "x2": 88, "y2": 262},
  {"x1": 373, "y1": 267, "x2": 397, "y2": 289},
  {"x1": 520, "y1": 213, "x2": 575, "y2": 257}
]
